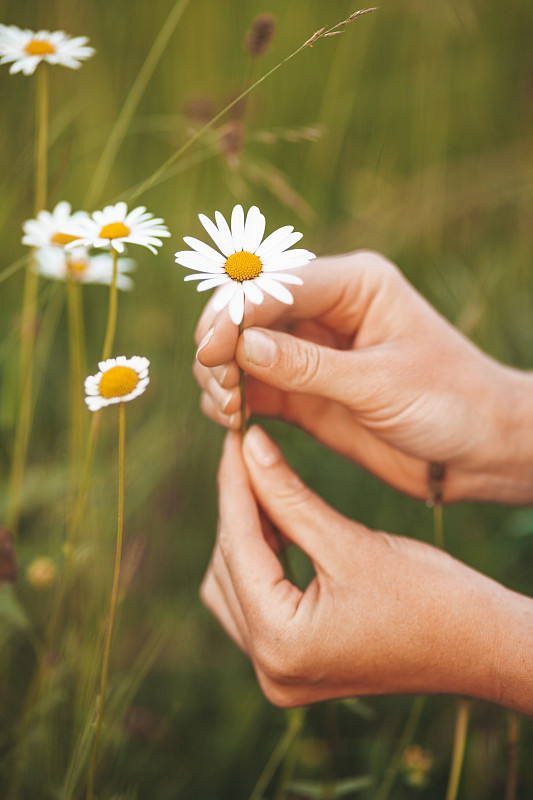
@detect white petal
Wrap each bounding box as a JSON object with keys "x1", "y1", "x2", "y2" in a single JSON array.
[
  {"x1": 255, "y1": 225, "x2": 294, "y2": 258},
  {"x1": 254, "y1": 276, "x2": 294, "y2": 305},
  {"x1": 184, "y1": 272, "x2": 228, "y2": 282},
  {"x1": 230, "y1": 205, "x2": 245, "y2": 252},
  {"x1": 260, "y1": 231, "x2": 304, "y2": 259},
  {"x1": 228, "y1": 286, "x2": 245, "y2": 324},
  {"x1": 243, "y1": 281, "x2": 264, "y2": 305},
  {"x1": 196, "y1": 276, "x2": 230, "y2": 292},
  {"x1": 212, "y1": 281, "x2": 237, "y2": 311},
  {"x1": 182, "y1": 236, "x2": 226, "y2": 264},
  {"x1": 243, "y1": 206, "x2": 266, "y2": 253},
  {"x1": 199, "y1": 212, "x2": 234, "y2": 257},
  {"x1": 261, "y1": 272, "x2": 303, "y2": 285},
  {"x1": 261, "y1": 250, "x2": 315, "y2": 270},
  {"x1": 176, "y1": 252, "x2": 224, "y2": 272}
]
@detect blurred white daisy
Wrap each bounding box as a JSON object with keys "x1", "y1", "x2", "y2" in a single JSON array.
[
  {"x1": 22, "y1": 201, "x2": 89, "y2": 249},
  {"x1": 84, "y1": 356, "x2": 150, "y2": 411},
  {"x1": 0, "y1": 25, "x2": 95, "y2": 75},
  {"x1": 65, "y1": 202, "x2": 170, "y2": 254},
  {"x1": 175, "y1": 204, "x2": 315, "y2": 325},
  {"x1": 34, "y1": 246, "x2": 135, "y2": 290}
]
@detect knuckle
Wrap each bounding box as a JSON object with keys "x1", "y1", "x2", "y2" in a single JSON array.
[
  {"x1": 251, "y1": 627, "x2": 312, "y2": 688},
  {"x1": 285, "y1": 340, "x2": 322, "y2": 390}
]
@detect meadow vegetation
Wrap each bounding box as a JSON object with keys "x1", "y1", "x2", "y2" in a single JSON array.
[{"x1": 0, "y1": 0, "x2": 532, "y2": 797}]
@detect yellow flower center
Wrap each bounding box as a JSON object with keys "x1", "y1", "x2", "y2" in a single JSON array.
[
  {"x1": 25, "y1": 39, "x2": 56, "y2": 56},
  {"x1": 99, "y1": 366, "x2": 139, "y2": 399},
  {"x1": 224, "y1": 251, "x2": 262, "y2": 282},
  {"x1": 99, "y1": 221, "x2": 130, "y2": 240},
  {"x1": 50, "y1": 231, "x2": 81, "y2": 246},
  {"x1": 67, "y1": 257, "x2": 89, "y2": 277}
]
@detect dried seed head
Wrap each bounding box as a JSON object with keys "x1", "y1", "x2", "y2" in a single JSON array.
[
  {"x1": 218, "y1": 120, "x2": 245, "y2": 167},
  {"x1": 0, "y1": 527, "x2": 17, "y2": 585},
  {"x1": 183, "y1": 95, "x2": 215, "y2": 125},
  {"x1": 245, "y1": 13, "x2": 276, "y2": 58}
]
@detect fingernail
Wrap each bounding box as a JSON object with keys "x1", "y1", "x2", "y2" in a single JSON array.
[
  {"x1": 196, "y1": 327, "x2": 214, "y2": 358},
  {"x1": 243, "y1": 329, "x2": 278, "y2": 367},
  {"x1": 243, "y1": 425, "x2": 280, "y2": 467}
]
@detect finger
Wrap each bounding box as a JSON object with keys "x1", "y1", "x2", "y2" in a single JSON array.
[
  {"x1": 236, "y1": 326, "x2": 392, "y2": 414},
  {"x1": 203, "y1": 374, "x2": 241, "y2": 416},
  {"x1": 242, "y1": 426, "x2": 369, "y2": 573},
  {"x1": 192, "y1": 359, "x2": 240, "y2": 391},
  {"x1": 200, "y1": 392, "x2": 242, "y2": 429},
  {"x1": 200, "y1": 563, "x2": 249, "y2": 652},
  {"x1": 195, "y1": 252, "x2": 393, "y2": 368},
  {"x1": 217, "y1": 432, "x2": 302, "y2": 617}
]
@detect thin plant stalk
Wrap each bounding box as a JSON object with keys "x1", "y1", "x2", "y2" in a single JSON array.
[
  {"x1": 126, "y1": 9, "x2": 377, "y2": 202},
  {"x1": 66, "y1": 275, "x2": 87, "y2": 488},
  {"x1": 86, "y1": 401, "x2": 127, "y2": 800},
  {"x1": 433, "y1": 502, "x2": 443, "y2": 549},
  {"x1": 248, "y1": 707, "x2": 306, "y2": 800},
  {"x1": 101, "y1": 247, "x2": 119, "y2": 361},
  {"x1": 84, "y1": 0, "x2": 192, "y2": 207},
  {"x1": 505, "y1": 712, "x2": 521, "y2": 800},
  {"x1": 238, "y1": 318, "x2": 247, "y2": 438},
  {"x1": 273, "y1": 708, "x2": 306, "y2": 800},
  {"x1": 444, "y1": 698, "x2": 472, "y2": 800},
  {"x1": 7, "y1": 64, "x2": 49, "y2": 533},
  {"x1": 373, "y1": 696, "x2": 426, "y2": 800}
]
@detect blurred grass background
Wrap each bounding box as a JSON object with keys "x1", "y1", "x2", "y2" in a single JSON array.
[{"x1": 0, "y1": 0, "x2": 532, "y2": 797}]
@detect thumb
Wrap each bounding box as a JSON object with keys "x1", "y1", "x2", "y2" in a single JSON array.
[
  {"x1": 242, "y1": 425, "x2": 366, "y2": 572},
  {"x1": 237, "y1": 327, "x2": 379, "y2": 408}
]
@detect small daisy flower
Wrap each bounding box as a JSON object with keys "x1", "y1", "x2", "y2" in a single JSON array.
[
  {"x1": 65, "y1": 202, "x2": 170, "y2": 255},
  {"x1": 22, "y1": 201, "x2": 90, "y2": 249},
  {"x1": 84, "y1": 356, "x2": 150, "y2": 412},
  {"x1": 34, "y1": 246, "x2": 135, "y2": 290},
  {"x1": 175, "y1": 204, "x2": 315, "y2": 325},
  {"x1": 0, "y1": 25, "x2": 95, "y2": 76}
]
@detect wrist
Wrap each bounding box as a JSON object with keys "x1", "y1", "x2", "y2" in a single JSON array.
[{"x1": 449, "y1": 365, "x2": 533, "y2": 504}]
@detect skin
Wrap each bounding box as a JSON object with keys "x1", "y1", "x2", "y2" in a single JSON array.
[
  {"x1": 193, "y1": 250, "x2": 533, "y2": 712},
  {"x1": 194, "y1": 251, "x2": 533, "y2": 504},
  {"x1": 201, "y1": 429, "x2": 533, "y2": 714}
]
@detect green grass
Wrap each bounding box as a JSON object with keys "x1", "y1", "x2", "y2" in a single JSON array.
[{"x1": 0, "y1": 0, "x2": 532, "y2": 797}]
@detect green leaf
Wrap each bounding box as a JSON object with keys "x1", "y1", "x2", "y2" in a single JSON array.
[{"x1": 0, "y1": 585, "x2": 30, "y2": 631}]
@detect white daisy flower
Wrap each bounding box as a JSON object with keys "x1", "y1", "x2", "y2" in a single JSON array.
[
  {"x1": 0, "y1": 25, "x2": 95, "y2": 76},
  {"x1": 22, "y1": 201, "x2": 89, "y2": 249},
  {"x1": 175, "y1": 204, "x2": 315, "y2": 325},
  {"x1": 34, "y1": 246, "x2": 135, "y2": 290},
  {"x1": 84, "y1": 356, "x2": 150, "y2": 412},
  {"x1": 65, "y1": 202, "x2": 170, "y2": 255}
]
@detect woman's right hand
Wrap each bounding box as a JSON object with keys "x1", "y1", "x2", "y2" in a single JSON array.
[{"x1": 194, "y1": 250, "x2": 533, "y2": 503}]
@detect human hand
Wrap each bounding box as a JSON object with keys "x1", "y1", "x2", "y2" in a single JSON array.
[
  {"x1": 194, "y1": 251, "x2": 533, "y2": 503},
  {"x1": 201, "y1": 427, "x2": 533, "y2": 713}
]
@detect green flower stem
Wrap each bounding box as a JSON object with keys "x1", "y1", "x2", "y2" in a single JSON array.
[
  {"x1": 238, "y1": 318, "x2": 247, "y2": 437},
  {"x1": 445, "y1": 698, "x2": 471, "y2": 800},
  {"x1": 101, "y1": 246, "x2": 119, "y2": 361},
  {"x1": 433, "y1": 503, "x2": 443, "y2": 549},
  {"x1": 7, "y1": 64, "x2": 49, "y2": 534},
  {"x1": 248, "y1": 707, "x2": 306, "y2": 800},
  {"x1": 66, "y1": 276, "x2": 87, "y2": 488},
  {"x1": 505, "y1": 712, "x2": 521, "y2": 800},
  {"x1": 86, "y1": 401, "x2": 127, "y2": 800}
]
